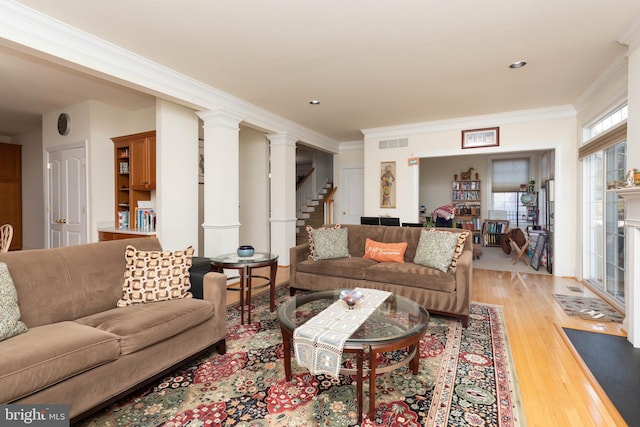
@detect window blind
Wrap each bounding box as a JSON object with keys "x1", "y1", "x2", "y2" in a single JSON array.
[
  {"x1": 579, "y1": 122, "x2": 627, "y2": 159},
  {"x1": 492, "y1": 158, "x2": 530, "y2": 192}
]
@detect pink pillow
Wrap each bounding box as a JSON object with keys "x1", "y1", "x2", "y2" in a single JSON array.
[{"x1": 363, "y1": 238, "x2": 408, "y2": 263}]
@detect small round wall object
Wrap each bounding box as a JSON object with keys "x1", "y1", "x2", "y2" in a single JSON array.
[{"x1": 237, "y1": 245, "x2": 255, "y2": 257}]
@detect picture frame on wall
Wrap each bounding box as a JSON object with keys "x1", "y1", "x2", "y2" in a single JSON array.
[
  {"x1": 462, "y1": 127, "x2": 500, "y2": 149},
  {"x1": 380, "y1": 161, "x2": 396, "y2": 208}
]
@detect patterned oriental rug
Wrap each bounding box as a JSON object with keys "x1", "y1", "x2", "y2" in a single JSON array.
[{"x1": 81, "y1": 286, "x2": 525, "y2": 427}]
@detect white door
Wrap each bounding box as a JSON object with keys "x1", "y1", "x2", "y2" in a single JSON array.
[
  {"x1": 340, "y1": 167, "x2": 364, "y2": 224},
  {"x1": 48, "y1": 145, "x2": 87, "y2": 248}
]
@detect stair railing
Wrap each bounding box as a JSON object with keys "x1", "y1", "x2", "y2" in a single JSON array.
[
  {"x1": 323, "y1": 186, "x2": 337, "y2": 224},
  {"x1": 296, "y1": 168, "x2": 315, "y2": 215}
]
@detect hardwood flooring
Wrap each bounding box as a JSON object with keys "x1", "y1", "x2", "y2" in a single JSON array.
[{"x1": 224, "y1": 266, "x2": 628, "y2": 426}]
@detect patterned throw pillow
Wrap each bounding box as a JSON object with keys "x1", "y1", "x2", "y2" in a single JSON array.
[
  {"x1": 0, "y1": 262, "x2": 28, "y2": 341},
  {"x1": 310, "y1": 227, "x2": 350, "y2": 261},
  {"x1": 436, "y1": 229, "x2": 469, "y2": 272},
  {"x1": 117, "y1": 245, "x2": 195, "y2": 307},
  {"x1": 363, "y1": 238, "x2": 408, "y2": 263},
  {"x1": 414, "y1": 229, "x2": 460, "y2": 273},
  {"x1": 306, "y1": 224, "x2": 341, "y2": 260}
]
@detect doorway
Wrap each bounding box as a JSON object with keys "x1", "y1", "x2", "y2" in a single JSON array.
[{"x1": 46, "y1": 143, "x2": 88, "y2": 248}]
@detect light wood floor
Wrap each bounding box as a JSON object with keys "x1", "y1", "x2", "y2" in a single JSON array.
[{"x1": 225, "y1": 266, "x2": 628, "y2": 426}]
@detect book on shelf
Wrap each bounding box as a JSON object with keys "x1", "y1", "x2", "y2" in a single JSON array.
[
  {"x1": 135, "y1": 208, "x2": 156, "y2": 231},
  {"x1": 118, "y1": 211, "x2": 129, "y2": 229},
  {"x1": 485, "y1": 221, "x2": 508, "y2": 234}
]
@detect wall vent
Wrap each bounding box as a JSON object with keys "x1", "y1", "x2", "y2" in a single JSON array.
[{"x1": 378, "y1": 138, "x2": 409, "y2": 149}]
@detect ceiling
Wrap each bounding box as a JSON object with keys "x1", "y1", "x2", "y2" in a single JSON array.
[{"x1": 3, "y1": 1, "x2": 640, "y2": 141}]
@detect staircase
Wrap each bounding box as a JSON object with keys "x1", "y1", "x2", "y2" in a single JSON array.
[{"x1": 296, "y1": 182, "x2": 334, "y2": 245}]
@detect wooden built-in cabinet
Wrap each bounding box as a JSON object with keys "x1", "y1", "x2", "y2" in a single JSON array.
[
  {"x1": 0, "y1": 143, "x2": 22, "y2": 250},
  {"x1": 111, "y1": 131, "x2": 156, "y2": 230},
  {"x1": 98, "y1": 230, "x2": 155, "y2": 241}
]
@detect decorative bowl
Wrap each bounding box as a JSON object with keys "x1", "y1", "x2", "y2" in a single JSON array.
[
  {"x1": 340, "y1": 289, "x2": 363, "y2": 309},
  {"x1": 237, "y1": 245, "x2": 255, "y2": 257}
]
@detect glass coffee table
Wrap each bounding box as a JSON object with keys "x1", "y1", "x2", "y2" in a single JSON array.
[
  {"x1": 277, "y1": 289, "x2": 430, "y2": 423},
  {"x1": 210, "y1": 252, "x2": 278, "y2": 324}
]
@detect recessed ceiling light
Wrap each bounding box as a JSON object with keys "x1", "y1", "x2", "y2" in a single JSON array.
[
  {"x1": 309, "y1": 100, "x2": 321, "y2": 105},
  {"x1": 509, "y1": 61, "x2": 527, "y2": 69}
]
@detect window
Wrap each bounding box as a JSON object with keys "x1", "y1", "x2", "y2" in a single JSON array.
[
  {"x1": 583, "y1": 104, "x2": 628, "y2": 142},
  {"x1": 581, "y1": 122, "x2": 626, "y2": 305},
  {"x1": 491, "y1": 158, "x2": 534, "y2": 228}
]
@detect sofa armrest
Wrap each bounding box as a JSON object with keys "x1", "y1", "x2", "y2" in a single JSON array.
[
  {"x1": 289, "y1": 243, "x2": 310, "y2": 289},
  {"x1": 202, "y1": 271, "x2": 227, "y2": 319},
  {"x1": 454, "y1": 249, "x2": 473, "y2": 313}
]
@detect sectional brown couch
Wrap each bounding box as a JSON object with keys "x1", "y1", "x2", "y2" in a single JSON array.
[
  {"x1": 290, "y1": 224, "x2": 472, "y2": 326},
  {"x1": 0, "y1": 238, "x2": 227, "y2": 423}
]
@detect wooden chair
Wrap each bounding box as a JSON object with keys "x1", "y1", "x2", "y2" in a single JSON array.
[
  {"x1": 509, "y1": 237, "x2": 530, "y2": 265},
  {"x1": 0, "y1": 224, "x2": 13, "y2": 252}
]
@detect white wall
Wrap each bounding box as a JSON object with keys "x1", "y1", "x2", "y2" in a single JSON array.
[
  {"x1": 333, "y1": 142, "x2": 364, "y2": 224},
  {"x1": 239, "y1": 127, "x2": 270, "y2": 252},
  {"x1": 362, "y1": 108, "x2": 577, "y2": 276},
  {"x1": 156, "y1": 99, "x2": 199, "y2": 251}
]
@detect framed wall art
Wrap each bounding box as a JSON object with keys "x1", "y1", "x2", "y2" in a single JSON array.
[
  {"x1": 462, "y1": 127, "x2": 499, "y2": 149},
  {"x1": 380, "y1": 161, "x2": 396, "y2": 208},
  {"x1": 530, "y1": 234, "x2": 547, "y2": 271}
]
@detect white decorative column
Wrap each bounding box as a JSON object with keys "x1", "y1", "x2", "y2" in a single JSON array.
[
  {"x1": 267, "y1": 133, "x2": 298, "y2": 265},
  {"x1": 614, "y1": 188, "x2": 640, "y2": 347},
  {"x1": 197, "y1": 108, "x2": 244, "y2": 257}
]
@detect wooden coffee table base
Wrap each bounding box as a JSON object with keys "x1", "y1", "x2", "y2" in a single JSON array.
[{"x1": 280, "y1": 325, "x2": 425, "y2": 423}]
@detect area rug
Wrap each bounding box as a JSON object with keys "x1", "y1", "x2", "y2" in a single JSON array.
[
  {"x1": 80, "y1": 287, "x2": 525, "y2": 427},
  {"x1": 553, "y1": 294, "x2": 624, "y2": 323},
  {"x1": 563, "y1": 328, "x2": 640, "y2": 426}
]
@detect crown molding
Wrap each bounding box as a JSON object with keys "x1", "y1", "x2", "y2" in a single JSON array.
[
  {"x1": 0, "y1": 0, "x2": 340, "y2": 151},
  {"x1": 361, "y1": 105, "x2": 576, "y2": 140},
  {"x1": 619, "y1": 13, "x2": 640, "y2": 55},
  {"x1": 339, "y1": 140, "x2": 364, "y2": 151}
]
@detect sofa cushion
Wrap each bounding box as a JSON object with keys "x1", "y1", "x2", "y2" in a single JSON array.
[
  {"x1": 117, "y1": 245, "x2": 195, "y2": 307},
  {"x1": 365, "y1": 262, "x2": 456, "y2": 292},
  {"x1": 309, "y1": 226, "x2": 350, "y2": 261},
  {"x1": 363, "y1": 238, "x2": 407, "y2": 263},
  {"x1": 297, "y1": 257, "x2": 377, "y2": 280},
  {"x1": 0, "y1": 321, "x2": 120, "y2": 403},
  {"x1": 414, "y1": 229, "x2": 459, "y2": 272},
  {"x1": 0, "y1": 262, "x2": 28, "y2": 341},
  {"x1": 76, "y1": 298, "x2": 213, "y2": 355}
]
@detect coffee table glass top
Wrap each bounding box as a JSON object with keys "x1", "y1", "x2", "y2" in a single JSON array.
[
  {"x1": 210, "y1": 252, "x2": 278, "y2": 267},
  {"x1": 278, "y1": 289, "x2": 429, "y2": 344}
]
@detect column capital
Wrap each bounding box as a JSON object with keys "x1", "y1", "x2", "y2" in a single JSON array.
[
  {"x1": 266, "y1": 132, "x2": 299, "y2": 147},
  {"x1": 197, "y1": 108, "x2": 244, "y2": 131}
]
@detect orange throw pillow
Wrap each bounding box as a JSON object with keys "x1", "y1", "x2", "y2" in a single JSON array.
[{"x1": 363, "y1": 238, "x2": 408, "y2": 263}]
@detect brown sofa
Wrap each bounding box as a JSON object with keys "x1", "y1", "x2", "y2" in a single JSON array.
[
  {"x1": 0, "y1": 238, "x2": 227, "y2": 423},
  {"x1": 290, "y1": 224, "x2": 472, "y2": 326}
]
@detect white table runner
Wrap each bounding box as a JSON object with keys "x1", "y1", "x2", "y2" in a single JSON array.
[{"x1": 293, "y1": 288, "x2": 391, "y2": 377}]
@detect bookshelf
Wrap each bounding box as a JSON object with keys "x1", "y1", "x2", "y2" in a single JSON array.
[
  {"x1": 452, "y1": 179, "x2": 481, "y2": 245},
  {"x1": 112, "y1": 131, "x2": 156, "y2": 231},
  {"x1": 482, "y1": 219, "x2": 509, "y2": 247}
]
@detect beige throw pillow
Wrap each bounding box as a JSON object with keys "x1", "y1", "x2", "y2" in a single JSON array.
[
  {"x1": 306, "y1": 224, "x2": 341, "y2": 260},
  {"x1": 117, "y1": 245, "x2": 195, "y2": 307},
  {"x1": 414, "y1": 229, "x2": 460, "y2": 273},
  {"x1": 0, "y1": 262, "x2": 28, "y2": 341}
]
